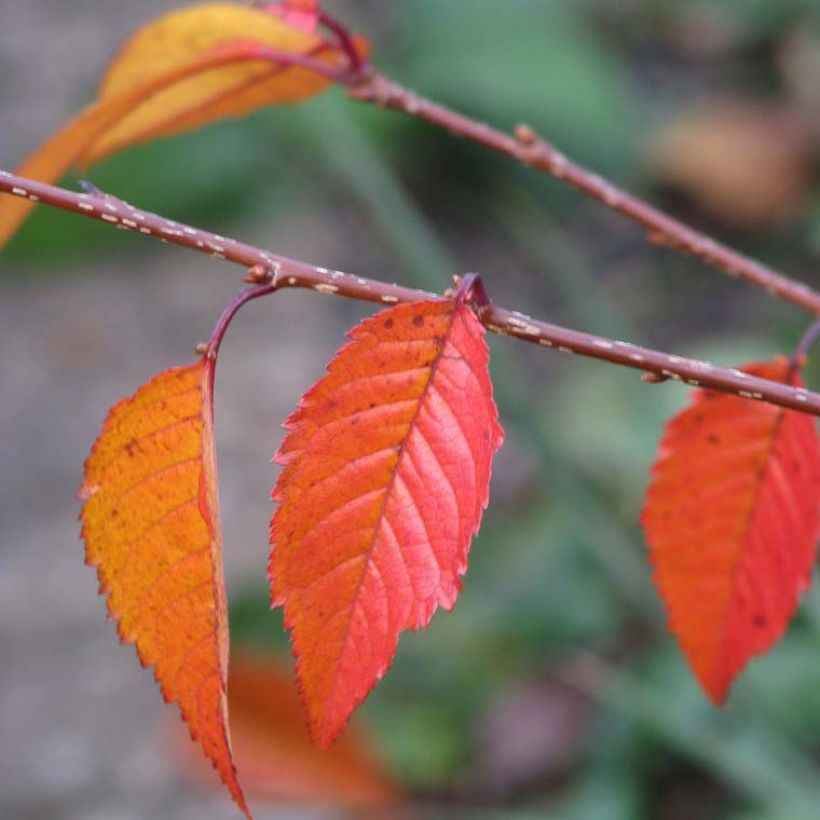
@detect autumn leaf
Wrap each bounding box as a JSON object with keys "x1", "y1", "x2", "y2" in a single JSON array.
[
  {"x1": 82, "y1": 3, "x2": 358, "y2": 166},
  {"x1": 79, "y1": 361, "x2": 250, "y2": 818},
  {"x1": 647, "y1": 100, "x2": 811, "y2": 230},
  {"x1": 0, "y1": 2, "x2": 368, "y2": 248},
  {"x1": 641, "y1": 358, "x2": 820, "y2": 703},
  {"x1": 270, "y1": 297, "x2": 504, "y2": 748},
  {"x1": 174, "y1": 651, "x2": 399, "y2": 806}
]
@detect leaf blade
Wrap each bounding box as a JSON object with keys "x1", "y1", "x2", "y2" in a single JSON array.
[
  {"x1": 81, "y1": 3, "x2": 349, "y2": 166},
  {"x1": 270, "y1": 299, "x2": 504, "y2": 747},
  {"x1": 0, "y1": 37, "x2": 302, "y2": 249},
  {"x1": 79, "y1": 361, "x2": 249, "y2": 818},
  {"x1": 641, "y1": 358, "x2": 820, "y2": 703},
  {"x1": 0, "y1": 3, "x2": 368, "y2": 248}
]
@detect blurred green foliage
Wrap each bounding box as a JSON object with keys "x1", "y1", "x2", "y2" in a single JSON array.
[{"x1": 8, "y1": 1, "x2": 820, "y2": 817}]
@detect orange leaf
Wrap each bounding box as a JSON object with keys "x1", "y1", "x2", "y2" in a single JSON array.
[
  {"x1": 270, "y1": 298, "x2": 504, "y2": 748},
  {"x1": 79, "y1": 361, "x2": 250, "y2": 818},
  {"x1": 0, "y1": 3, "x2": 368, "y2": 247},
  {"x1": 642, "y1": 358, "x2": 820, "y2": 703},
  {"x1": 174, "y1": 651, "x2": 400, "y2": 806},
  {"x1": 81, "y1": 3, "x2": 353, "y2": 167},
  {"x1": 0, "y1": 43, "x2": 264, "y2": 249}
]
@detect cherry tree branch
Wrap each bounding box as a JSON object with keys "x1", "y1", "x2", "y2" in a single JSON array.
[
  {"x1": 348, "y1": 71, "x2": 820, "y2": 316},
  {"x1": 2, "y1": 169, "x2": 819, "y2": 415}
]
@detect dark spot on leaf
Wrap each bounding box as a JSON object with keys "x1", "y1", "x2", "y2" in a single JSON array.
[
  {"x1": 384, "y1": 318, "x2": 394, "y2": 329},
  {"x1": 708, "y1": 434, "x2": 720, "y2": 445},
  {"x1": 753, "y1": 613, "x2": 768, "y2": 628},
  {"x1": 125, "y1": 439, "x2": 138, "y2": 456},
  {"x1": 413, "y1": 315, "x2": 425, "y2": 327}
]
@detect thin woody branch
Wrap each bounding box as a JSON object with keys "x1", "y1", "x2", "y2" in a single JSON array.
[
  {"x1": 348, "y1": 71, "x2": 820, "y2": 316},
  {"x1": 2, "y1": 169, "x2": 819, "y2": 416}
]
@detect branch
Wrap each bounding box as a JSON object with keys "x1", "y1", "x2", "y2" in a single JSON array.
[
  {"x1": 348, "y1": 71, "x2": 820, "y2": 316},
  {"x1": 3, "y1": 169, "x2": 819, "y2": 416}
]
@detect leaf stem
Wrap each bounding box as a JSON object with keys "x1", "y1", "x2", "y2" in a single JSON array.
[
  {"x1": 205, "y1": 283, "x2": 279, "y2": 360},
  {"x1": 348, "y1": 72, "x2": 820, "y2": 316},
  {"x1": 318, "y1": 11, "x2": 366, "y2": 75},
  {"x1": 455, "y1": 272, "x2": 490, "y2": 310},
  {"x1": 3, "y1": 170, "x2": 820, "y2": 415},
  {"x1": 790, "y1": 318, "x2": 820, "y2": 375}
]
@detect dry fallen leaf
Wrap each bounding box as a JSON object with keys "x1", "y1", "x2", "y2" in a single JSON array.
[
  {"x1": 647, "y1": 99, "x2": 812, "y2": 229},
  {"x1": 173, "y1": 651, "x2": 400, "y2": 807}
]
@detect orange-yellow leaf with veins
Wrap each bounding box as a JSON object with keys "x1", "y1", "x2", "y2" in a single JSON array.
[
  {"x1": 79, "y1": 361, "x2": 250, "y2": 818},
  {"x1": 0, "y1": 3, "x2": 368, "y2": 248},
  {"x1": 82, "y1": 3, "x2": 357, "y2": 166}
]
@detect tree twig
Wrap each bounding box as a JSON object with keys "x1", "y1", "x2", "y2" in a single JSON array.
[
  {"x1": 348, "y1": 71, "x2": 820, "y2": 316},
  {"x1": 2, "y1": 169, "x2": 819, "y2": 415}
]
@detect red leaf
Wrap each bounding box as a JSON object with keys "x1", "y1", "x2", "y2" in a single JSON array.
[
  {"x1": 641, "y1": 358, "x2": 820, "y2": 703},
  {"x1": 79, "y1": 361, "x2": 250, "y2": 818},
  {"x1": 269, "y1": 298, "x2": 504, "y2": 747}
]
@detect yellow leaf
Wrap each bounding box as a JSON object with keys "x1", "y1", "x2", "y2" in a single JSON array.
[
  {"x1": 82, "y1": 3, "x2": 349, "y2": 166},
  {"x1": 0, "y1": 3, "x2": 368, "y2": 248}
]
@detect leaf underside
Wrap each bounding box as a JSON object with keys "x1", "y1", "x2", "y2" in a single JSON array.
[
  {"x1": 79, "y1": 361, "x2": 250, "y2": 818},
  {"x1": 270, "y1": 298, "x2": 504, "y2": 747},
  {"x1": 642, "y1": 358, "x2": 820, "y2": 703}
]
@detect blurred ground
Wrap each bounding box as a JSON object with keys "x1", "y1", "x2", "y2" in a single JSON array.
[{"x1": 3, "y1": 2, "x2": 820, "y2": 819}]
